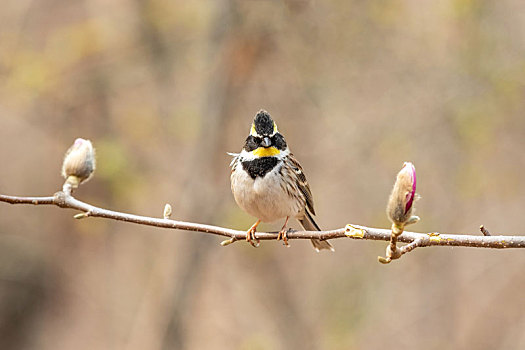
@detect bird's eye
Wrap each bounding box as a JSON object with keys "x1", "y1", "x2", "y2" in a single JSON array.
[
  {"x1": 271, "y1": 133, "x2": 287, "y2": 150},
  {"x1": 244, "y1": 136, "x2": 259, "y2": 152}
]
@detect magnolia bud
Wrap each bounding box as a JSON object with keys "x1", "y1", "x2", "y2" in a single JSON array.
[
  {"x1": 62, "y1": 138, "x2": 96, "y2": 189},
  {"x1": 386, "y1": 162, "x2": 417, "y2": 228}
]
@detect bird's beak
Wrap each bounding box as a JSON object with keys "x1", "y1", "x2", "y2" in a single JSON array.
[{"x1": 261, "y1": 137, "x2": 271, "y2": 148}]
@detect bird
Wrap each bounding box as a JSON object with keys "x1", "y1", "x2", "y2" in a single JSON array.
[{"x1": 229, "y1": 110, "x2": 334, "y2": 252}]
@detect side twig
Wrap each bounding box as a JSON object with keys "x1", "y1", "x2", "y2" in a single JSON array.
[{"x1": 480, "y1": 225, "x2": 491, "y2": 236}]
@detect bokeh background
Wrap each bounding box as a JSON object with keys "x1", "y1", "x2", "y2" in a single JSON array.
[{"x1": 1, "y1": 0, "x2": 525, "y2": 349}]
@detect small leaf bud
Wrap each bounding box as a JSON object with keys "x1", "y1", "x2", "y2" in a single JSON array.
[{"x1": 163, "y1": 204, "x2": 172, "y2": 219}]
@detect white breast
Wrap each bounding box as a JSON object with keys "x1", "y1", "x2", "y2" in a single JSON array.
[{"x1": 231, "y1": 162, "x2": 303, "y2": 223}]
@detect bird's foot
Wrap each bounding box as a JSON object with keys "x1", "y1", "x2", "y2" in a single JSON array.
[
  {"x1": 276, "y1": 216, "x2": 291, "y2": 247},
  {"x1": 246, "y1": 220, "x2": 261, "y2": 247},
  {"x1": 277, "y1": 228, "x2": 291, "y2": 247}
]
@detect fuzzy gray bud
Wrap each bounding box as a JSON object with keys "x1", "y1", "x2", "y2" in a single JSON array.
[
  {"x1": 386, "y1": 162, "x2": 417, "y2": 228},
  {"x1": 62, "y1": 138, "x2": 96, "y2": 189}
]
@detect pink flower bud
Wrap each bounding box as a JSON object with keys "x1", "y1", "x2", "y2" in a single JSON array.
[
  {"x1": 404, "y1": 162, "x2": 416, "y2": 214},
  {"x1": 62, "y1": 138, "x2": 96, "y2": 188},
  {"x1": 387, "y1": 162, "x2": 417, "y2": 226}
]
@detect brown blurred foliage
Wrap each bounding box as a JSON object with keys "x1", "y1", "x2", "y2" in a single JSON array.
[{"x1": 1, "y1": 0, "x2": 525, "y2": 349}]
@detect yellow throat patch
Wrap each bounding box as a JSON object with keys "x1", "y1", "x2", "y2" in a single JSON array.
[{"x1": 252, "y1": 147, "x2": 280, "y2": 157}]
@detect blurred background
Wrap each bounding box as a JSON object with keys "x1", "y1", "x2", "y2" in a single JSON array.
[{"x1": 1, "y1": 0, "x2": 525, "y2": 349}]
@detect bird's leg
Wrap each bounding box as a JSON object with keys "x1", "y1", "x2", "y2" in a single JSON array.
[
  {"x1": 277, "y1": 216, "x2": 290, "y2": 247},
  {"x1": 246, "y1": 219, "x2": 261, "y2": 247}
]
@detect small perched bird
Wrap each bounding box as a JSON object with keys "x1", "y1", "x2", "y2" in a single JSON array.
[{"x1": 229, "y1": 110, "x2": 334, "y2": 252}]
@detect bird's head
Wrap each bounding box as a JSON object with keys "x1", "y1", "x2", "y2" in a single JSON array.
[{"x1": 244, "y1": 110, "x2": 287, "y2": 157}]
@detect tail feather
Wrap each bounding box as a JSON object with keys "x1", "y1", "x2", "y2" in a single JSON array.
[{"x1": 299, "y1": 211, "x2": 334, "y2": 252}]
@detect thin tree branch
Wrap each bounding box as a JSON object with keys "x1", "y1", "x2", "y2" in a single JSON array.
[{"x1": 1, "y1": 192, "x2": 525, "y2": 253}]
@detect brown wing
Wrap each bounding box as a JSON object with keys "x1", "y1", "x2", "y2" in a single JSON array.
[{"x1": 288, "y1": 153, "x2": 316, "y2": 215}]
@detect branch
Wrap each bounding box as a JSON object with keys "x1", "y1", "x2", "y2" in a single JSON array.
[
  {"x1": 1, "y1": 192, "x2": 524, "y2": 255},
  {"x1": 4, "y1": 142, "x2": 520, "y2": 263}
]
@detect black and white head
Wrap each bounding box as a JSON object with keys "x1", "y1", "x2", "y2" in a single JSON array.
[{"x1": 242, "y1": 110, "x2": 288, "y2": 159}]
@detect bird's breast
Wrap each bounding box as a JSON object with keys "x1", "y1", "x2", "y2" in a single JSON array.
[
  {"x1": 231, "y1": 160, "x2": 302, "y2": 222},
  {"x1": 241, "y1": 157, "x2": 279, "y2": 179}
]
